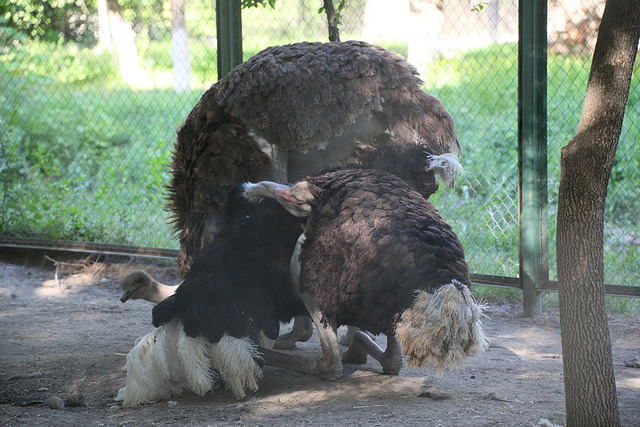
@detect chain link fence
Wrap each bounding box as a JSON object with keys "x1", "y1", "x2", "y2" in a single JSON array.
[{"x1": 1, "y1": 1, "x2": 638, "y2": 289}]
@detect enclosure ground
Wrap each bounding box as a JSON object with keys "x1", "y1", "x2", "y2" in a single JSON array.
[{"x1": 0, "y1": 256, "x2": 639, "y2": 426}]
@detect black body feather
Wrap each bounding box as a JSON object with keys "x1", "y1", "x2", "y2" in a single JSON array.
[{"x1": 153, "y1": 193, "x2": 307, "y2": 344}]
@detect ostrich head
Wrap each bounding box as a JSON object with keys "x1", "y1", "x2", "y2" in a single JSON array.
[
  {"x1": 242, "y1": 181, "x2": 316, "y2": 217},
  {"x1": 359, "y1": 142, "x2": 463, "y2": 199},
  {"x1": 120, "y1": 270, "x2": 175, "y2": 304}
]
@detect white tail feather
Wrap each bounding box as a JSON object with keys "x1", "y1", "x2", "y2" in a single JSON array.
[
  {"x1": 176, "y1": 326, "x2": 217, "y2": 396},
  {"x1": 210, "y1": 335, "x2": 263, "y2": 399},
  {"x1": 395, "y1": 281, "x2": 488, "y2": 376},
  {"x1": 425, "y1": 153, "x2": 463, "y2": 188},
  {"x1": 116, "y1": 321, "x2": 263, "y2": 406},
  {"x1": 116, "y1": 323, "x2": 189, "y2": 406}
]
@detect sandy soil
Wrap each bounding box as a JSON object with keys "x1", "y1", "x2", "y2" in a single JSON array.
[{"x1": 0, "y1": 256, "x2": 639, "y2": 426}]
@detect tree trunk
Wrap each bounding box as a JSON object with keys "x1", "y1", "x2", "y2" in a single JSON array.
[
  {"x1": 171, "y1": 0, "x2": 191, "y2": 92},
  {"x1": 323, "y1": 0, "x2": 340, "y2": 42},
  {"x1": 556, "y1": 1, "x2": 640, "y2": 426},
  {"x1": 106, "y1": 0, "x2": 145, "y2": 87},
  {"x1": 97, "y1": 0, "x2": 112, "y2": 49}
]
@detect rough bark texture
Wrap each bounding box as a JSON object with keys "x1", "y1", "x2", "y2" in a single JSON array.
[
  {"x1": 106, "y1": 0, "x2": 145, "y2": 87},
  {"x1": 556, "y1": 1, "x2": 640, "y2": 426}
]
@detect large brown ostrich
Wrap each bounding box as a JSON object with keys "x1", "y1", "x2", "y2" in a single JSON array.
[
  {"x1": 244, "y1": 169, "x2": 487, "y2": 379},
  {"x1": 167, "y1": 40, "x2": 462, "y2": 349},
  {"x1": 168, "y1": 40, "x2": 461, "y2": 279}
]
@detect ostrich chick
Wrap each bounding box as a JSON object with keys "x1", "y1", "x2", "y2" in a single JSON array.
[{"x1": 119, "y1": 270, "x2": 177, "y2": 303}]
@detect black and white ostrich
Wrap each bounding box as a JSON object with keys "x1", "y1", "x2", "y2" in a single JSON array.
[
  {"x1": 243, "y1": 169, "x2": 488, "y2": 379},
  {"x1": 168, "y1": 40, "x2": 462, "y2": 348},
  {"x1": 115, "y1": 189, "x2": 307, "y2": 406}
]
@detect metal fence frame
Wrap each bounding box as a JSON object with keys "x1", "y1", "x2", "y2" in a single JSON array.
[{"x1": 2, "y1": 0, "x2": 639, "y2": 311}]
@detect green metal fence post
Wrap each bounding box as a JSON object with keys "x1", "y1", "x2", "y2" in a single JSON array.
[
  {"x1": 216, "y1": 0, "x2": 243, "y2": 79},
  {"x1": 518, "y1": 0, "x2": 548, "y2": 316}
]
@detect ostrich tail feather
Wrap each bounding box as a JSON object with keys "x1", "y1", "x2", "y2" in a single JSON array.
[
  {"x1": 395, "y1": 281, "x2": 488, "y2": 376},
  {"x1": 210, "y1": 334, "x2": 263, "y2": 399},
  {"x1": 117, "y1": 324, "x2": 265, "y2": 405},
  {"x1": 116, "y1": 322, "x2": 189, "y2": 406},
  {"x1": 425, "y1": 153, "x2": 463, "y2": 188},
  {"x1": 176, "y1": 325, "x2": 218, "y2": 396}
]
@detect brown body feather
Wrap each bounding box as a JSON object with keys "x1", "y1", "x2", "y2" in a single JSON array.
[
  {"x1": 168, "y1": 41, "x2": 460, "y2": 276},
  {"x1": 299, "y1": 169, "x2": 470, "y2": 336}
]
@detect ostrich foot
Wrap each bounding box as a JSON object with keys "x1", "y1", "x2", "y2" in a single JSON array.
[
  {"x1": 274, "y1": 315, "x2": 313, "y2": 350},
  {"x1": 348, "y1": 331, "x2": 403, "y2": 375}
]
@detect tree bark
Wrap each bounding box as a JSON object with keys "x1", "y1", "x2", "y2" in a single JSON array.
[
  {"x1": 323, "y1": 0, "x2": 340, "y2": 42},
  {"x1": 556, "y1": 1, "x2": 640, "y2": 426},
  {"x1": 171, "y1": 0, "x2": 191, "y2": 92},
  {"x1": 106, "y1": 0, "x2": 145, "y2": 87}
]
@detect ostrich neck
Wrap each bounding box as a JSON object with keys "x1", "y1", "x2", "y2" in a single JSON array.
[{"x1": 147, "y1": 282, "x2": 177, "y2": 303}]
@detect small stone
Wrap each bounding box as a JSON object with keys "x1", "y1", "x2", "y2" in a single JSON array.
[
  {"x1": 64, "y1": 392, "x2": 86, "y2": 407},
  {"x1": 48, "y1": 396, "x2": 65, "y2": 410},
  {"x1": 624, "y1": 356, "x2": 640, "y2": 368}
]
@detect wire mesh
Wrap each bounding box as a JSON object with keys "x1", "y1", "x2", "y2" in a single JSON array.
[
  {"x1": 546, "y1": 0, "x2": 640, "y2": 286},
  {"x1": 0, "y1": 0, "x2": 638, "y2": 288}
]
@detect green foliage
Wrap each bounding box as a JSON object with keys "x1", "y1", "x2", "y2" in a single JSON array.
[
  {"x1": 242, "y1": 0, "x2": 276, "y2": 8},
  {"x1": 318, "y1": 0, "x2": 348, "y2": 28},
  {"x1": 1, "y1": 0, "x2": 97, "y2": 45}
]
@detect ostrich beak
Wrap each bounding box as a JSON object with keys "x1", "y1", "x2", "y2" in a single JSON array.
[
  {"x1": 274, "y1": 186, "x2": 313, "y2": 217},
  {"x1": 120, "y1": 283, "x2": 144, "y2": 303},
  {"x1": 120, "y1": 290, "x2": 134, "y2": 303}
]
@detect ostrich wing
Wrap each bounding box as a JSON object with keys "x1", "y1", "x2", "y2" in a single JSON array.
[
  {"x1": 215, "y1": 40, "x2": 460, "y2": 155},
  {"x1": 168, "y1": 119, "x2": 270, "y2": 275}
]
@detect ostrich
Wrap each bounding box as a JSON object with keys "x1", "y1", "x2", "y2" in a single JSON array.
[
  {"x1": 119, "y1": 270, "x2": 176, "y2": 303},
  {"x1": 169, "y1": 40, "x2": 462, "y2": 349},
  {"x1": 169, "y1": 40, "x2": 461, "y2": 277},
  {"x1": 116, "y1": 188, "x2": 308, "y2": 406},
  {"x1": 243, "y1": 169, "x2": 488, "y2": 379}
]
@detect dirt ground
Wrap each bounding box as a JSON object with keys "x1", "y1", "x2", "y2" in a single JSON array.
[{"x1": 0, "y1": 255, "x2": 639, "y2": 427}]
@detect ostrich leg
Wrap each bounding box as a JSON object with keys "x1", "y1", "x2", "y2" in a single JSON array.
[
  {"x1": 268, "y1": 144, "x2": 288, "y2": 183},
  {"x1": 339, "y1": 326, "x2": 376, "y2": 347},
  {"x1": 260, "y1": 301, "x2": 342, "y2": 380},
  {"x1": 343, "y1": 331, "x2": 403, "y2": 375},
  {"x1": 261, "y1": 233, "x2": 342, "y2": 380}
]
